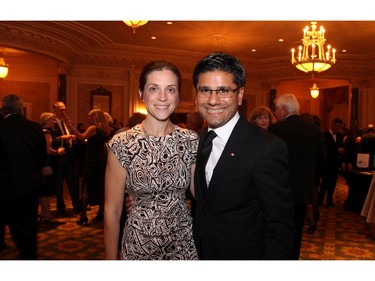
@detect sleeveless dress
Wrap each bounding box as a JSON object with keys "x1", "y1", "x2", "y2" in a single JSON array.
[
  {"x1": 84, "y1": 127, "x2": 108, "y2": 206},
  {"x1": 107, "y1": 124, "x2": 199, "y2": 260}
]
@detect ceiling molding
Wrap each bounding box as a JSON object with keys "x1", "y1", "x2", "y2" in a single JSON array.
[{"x1": 1, "y1": 21, "x2": 375, "y2": 82}]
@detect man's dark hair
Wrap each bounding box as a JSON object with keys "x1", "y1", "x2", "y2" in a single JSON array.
[{"x1": 192, "y1": 52, "x2": 246, "y2": 90}]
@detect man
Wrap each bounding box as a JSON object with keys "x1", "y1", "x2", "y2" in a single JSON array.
[
  {"x1": 52, "y1": 101, "x2": 81, "y2": 215},
  {"x1": 269, "y1": 94, "x2": 325, "y2": 259},
  {"x1": 318, "y1": 118, "x2": 344, "y2": 207},
  {"x1": 192, "y1": 52, "x2": 294, "y2": 259},
  {"x1": 0, "y1": 94, "x2": 46, "y2": 259}
]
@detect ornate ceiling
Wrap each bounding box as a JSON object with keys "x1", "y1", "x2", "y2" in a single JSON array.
[{"x1": 1, "y1": 21, "x2": 375, "y2": 80}]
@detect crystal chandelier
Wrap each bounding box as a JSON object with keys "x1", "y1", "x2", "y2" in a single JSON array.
[
  {"x1": 123, "y1": 20, "x2": 148, "y2": 34},
  {"x1": 0, "y1": 57, "x2": 9, "y2": 79},
  {"x1": 291, "y1": 22, "x2": 336, "y2": 98}
]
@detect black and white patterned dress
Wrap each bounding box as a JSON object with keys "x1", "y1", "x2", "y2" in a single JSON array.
[{"x1": 107, "y1": 124, "x2": 199, "y2": 260}]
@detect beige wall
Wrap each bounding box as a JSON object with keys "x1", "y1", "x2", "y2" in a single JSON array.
[{"x1": 1, "y1": 52, "x2": 374, "y2": 131}]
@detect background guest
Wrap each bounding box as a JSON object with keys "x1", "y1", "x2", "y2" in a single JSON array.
[
  {"x1": 77, "y1": 122, "x2": 86, "y2": 133},
  {"x1": 116, "y1": 121, "x2": 124, "y2": 130},
  {"x1": 299, "y1": 112, "x2": 325, "y2": 234},
  {"x1": 270, "y1": 94, "x2": 324, "y2": 259},
  {"x1": 39, "y1": 112, "x2": 66, "y2": 223},
  {"x1": 52, "y1": 101, "x2": 81, "y2": 216},
  {"x1": 0, "y1": 94, "x2": 47, "y2": 259},
  {"x1": 248, "y1": 105, "x2": 276, "y2": 130},
  {"x1": 66, "y1": 108, "x2": 112, "y2": 225},
  {"x1": 116, "y1": 112, "x2": 147, "y2": 135},
  {"x1": 318, "y1": 118, "x2": 344, "y2": 207},
  {"x1": 105, "y1": 112, "x2": 117, "y2": 137},
  {"x1": 75, "y1": 122, "x2": 87, "y2": 194}
]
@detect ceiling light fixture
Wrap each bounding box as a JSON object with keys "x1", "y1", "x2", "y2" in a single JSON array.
[
  {"x1": 291, "y1": 22, "x2": 336, "y2": 98},
  {"x1": 310, "y1": 83, "x2": 319, "y2": 99},
  {"x1": 0, "y1": 57, "x2": 9, "y2": 79},
  {"x1": 207, "y1": 34, "x2": 229, "y2": 52},
  {"x1": 123, "y1": 20, "x2": 148, "y2": 34}
]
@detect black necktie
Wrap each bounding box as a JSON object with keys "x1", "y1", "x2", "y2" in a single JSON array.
[{"x1": 201, "y1": 130, "x2": 217, "y2": 168}]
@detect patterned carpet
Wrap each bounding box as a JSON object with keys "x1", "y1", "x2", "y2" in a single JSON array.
[
  {"x1": 301, "y1": 176, "x2": 375, "y2": 260},
  {"x1": 1, "y1": 176, "x2": 375, "y2": 260}
]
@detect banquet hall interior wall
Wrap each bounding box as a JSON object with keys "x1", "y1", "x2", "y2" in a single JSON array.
[{"x1": 0, "y1": 38, "x2": 374, "y2": 131}]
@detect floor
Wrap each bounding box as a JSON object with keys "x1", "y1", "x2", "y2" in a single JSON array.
[{"x1": 1, "y1": 176, "x2": 374, "y2": 261}]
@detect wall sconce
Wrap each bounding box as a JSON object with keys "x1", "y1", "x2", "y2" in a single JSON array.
[{"x1": 0, "y1": 57, "x2": 9, "y2": 79}]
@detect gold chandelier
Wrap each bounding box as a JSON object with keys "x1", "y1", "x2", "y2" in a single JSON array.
[
  {"x1": 0, "y1": 57, "x2": 9, "y2": 79},
  {"x1": 291, "y1": 22, "x2": 336, "y2": 98},
  {"x1": 123, "y1": 20, "x2": 148, "y2": 34}
]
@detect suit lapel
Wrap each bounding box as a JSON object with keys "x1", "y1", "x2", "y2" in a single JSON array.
[{"x1": 202, "y1": 117, "x2": 249, "y2": 202}]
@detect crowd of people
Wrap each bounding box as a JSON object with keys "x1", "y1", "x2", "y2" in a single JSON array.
[{"x1": 1, "y1": 52, "x2": 373, "y2": 260}]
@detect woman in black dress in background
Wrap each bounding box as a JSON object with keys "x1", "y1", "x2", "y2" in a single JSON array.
[{"x1": 66, "y1": 109, "x2": 111, "y2": 225}]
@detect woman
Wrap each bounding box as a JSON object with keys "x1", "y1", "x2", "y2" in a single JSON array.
[
  {"x1": 39, "y1": 112, "x2": 65, "y2": 223},
  {"x1": 104, "y1": 60, "x2": 199, "y2": 260},
  {"x1": 248, "y1": 105, "x2": 276, "y2": 130},
  {"x1": 66, "y1": 109, "x2": 111, "y2": 225}
]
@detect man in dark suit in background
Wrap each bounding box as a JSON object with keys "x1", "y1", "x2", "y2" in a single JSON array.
[
  {"x1": 318, "y1": 118, "x2": 344, "y2": 207},
  {"x1": 52, "y1": 101, "x2": 81, "y2": 216},
  {"x1": 269, "y1": 94, "x2": 324, "y2": 260},
  {"x1": 0, "y1": 94, "x2": 46, "y2": 259},
  {"x1": 192, "y1": 52, "x2": 294, "y2": 260}
]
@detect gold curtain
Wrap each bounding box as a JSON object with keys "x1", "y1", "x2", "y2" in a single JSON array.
[{"x1": 323, "y1": 86, "x2": 349, "y2": 112}]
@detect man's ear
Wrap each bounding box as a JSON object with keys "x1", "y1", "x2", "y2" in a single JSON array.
[{"x1": 237, "y1": 87, "x2": 245, "y2": 106}]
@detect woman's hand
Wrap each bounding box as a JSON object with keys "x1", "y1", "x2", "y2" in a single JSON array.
[
  {"x1": 124, "y1": 193, "x2": 133, "y2": 214},
  {"x1": 57, "y1": 147, "x2": 65, "y2": 155}
]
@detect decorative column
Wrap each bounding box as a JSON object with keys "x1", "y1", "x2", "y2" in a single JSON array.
[
  {"x1": 350, "y1": 87, "x2": 359, "y2": 133},
  {"x1": 269, "y1": 88, "x2": 276, "y2": 112},
  {"x1": 57, "y1": 74, "x2": 67, "y2": 103}
]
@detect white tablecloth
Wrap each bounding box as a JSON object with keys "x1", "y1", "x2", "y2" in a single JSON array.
[{"x1": 361, "y1": 171, "x2": 375, "y2": 223}]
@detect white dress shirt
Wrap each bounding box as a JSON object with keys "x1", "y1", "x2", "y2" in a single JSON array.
[
  {"x1": 205, "y1": 112, "x2": 240, "y2": 186},
  {"x1": 329, "y1": 129, "x2": 336, "y2": 142}
]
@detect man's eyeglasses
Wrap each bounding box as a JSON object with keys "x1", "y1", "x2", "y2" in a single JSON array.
[{"x1": 196, "y1": 87, "x2": 240, "y2": 98}]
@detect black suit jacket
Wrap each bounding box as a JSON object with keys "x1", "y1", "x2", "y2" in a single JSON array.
[
  {"x1": 0, "y1": 113, "x2": 46, "y2": 199},
  {"x1": 193, "y1": 115, "x2": 294, "y2": 260},
  {"x1": 51, "y1": 119, "x2": 71, "y2": 150},
  {"x1": 321, "y1": 129, "x2": 343, "y2": 174},
  {"x1": 269, "y1": 114, "x2": 324, "y2": 204}
]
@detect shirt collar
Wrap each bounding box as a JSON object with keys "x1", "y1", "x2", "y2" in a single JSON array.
[
  {"x1": 208, "y1": 112, "x2": 240, "y2": 143},
  {"x1": 4, "y1": 112, "x2": 21, "y2": 119}
]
